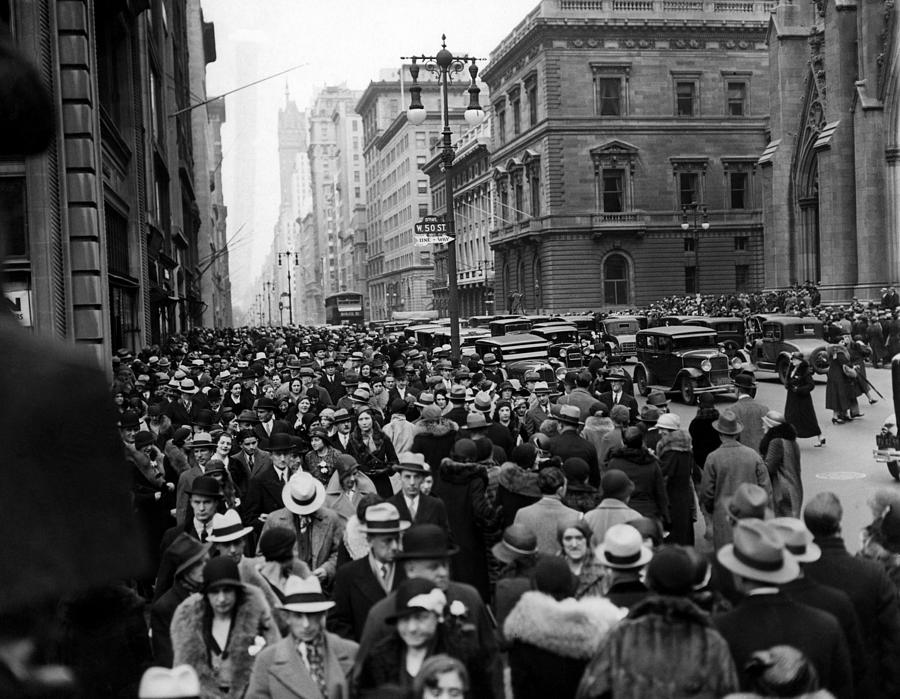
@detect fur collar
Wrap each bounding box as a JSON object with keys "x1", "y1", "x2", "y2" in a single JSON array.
[
  {"x1": 607, "y1": 446, "x2": 657, "y2": 465},
  {"x1": 656, "y1": 429, "x2": 692, "y2": 456},
  {"x1": 503, "y1": 591, "x2": 624, "y2": 659},
  {"x1": 414, "y1": 418, "x2": 459, "y2": 437},
  {"x1": 170, "y1": 584, "x2": 279, "y2": 698},
  {"x1": 497, "y1": 463, "x2": 541, "y2": 497},
  {"x1": 439, "y1": 458, "x2": 488, "y2": 484},
  {"x1": 860, "y1": 529, "x2": 900, "y2": 573},
  {"x1": 626, "y1": 594, "x2": 710, "y2": 626}
]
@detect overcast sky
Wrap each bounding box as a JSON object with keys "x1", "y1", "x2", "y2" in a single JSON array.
[{"x1": 201, "y1": 0, "x2": 539, "y2": 314}]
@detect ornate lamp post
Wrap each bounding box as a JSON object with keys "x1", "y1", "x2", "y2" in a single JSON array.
[
  {"x1": 263, "y1": 281, "x2": 273, "y2": 326},
  {"x1": 681, "y1": 202, "x2": 709, "y2": 294},
  {"x1": 403, "y1": 36, "x2": 485, "y2": 362},
  {"x1": 277, "y1": 251, "x2": 299, "y2": 325}
]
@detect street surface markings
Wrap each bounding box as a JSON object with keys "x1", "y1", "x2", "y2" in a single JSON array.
[{"x1": 815, "y1": 471, "x2": 867, "y2": 480}]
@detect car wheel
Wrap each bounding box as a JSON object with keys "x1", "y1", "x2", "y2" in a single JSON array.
[
  {"x1": 776, "y1": 359, "x2": 790, "y2": 386},
  {"x1": 810, "y1": 349, "x2": 830, "y2": 375},
  {"x1": 889, "y1": 461, "x2": 900, "y2": 481},
  {"x1": 680, "y1": 379, "x2": 696, "y2": 404},
  {"x1": 634, "y1": 366, "x2": 650, "y2": 396}
]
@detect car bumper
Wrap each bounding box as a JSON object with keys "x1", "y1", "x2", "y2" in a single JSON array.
[{"x1": 874, "y1": 449, "x2": 900, "y2": 462}]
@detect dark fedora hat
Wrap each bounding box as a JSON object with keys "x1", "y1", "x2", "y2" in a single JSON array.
[
  {"x1": 236, "y1": 409, "x2": 261, "y2": 424},
  {"x1": 394, "y1": 523, "x2": 459, "y2": 560},
  {"x1": 185, "y1": 475, "x2": 223, "y2": 499},
  {"x1": 133, "y1": 431, "x2": 156, "y2": 451},
  {"x1": 255, "y1": 396, "x2": 277, "y2": 411},
  {"x1": 167, "y1": 533, "x2": 211, "y2": 579},
  {"x1": 268, "y1": 433, "x2": 295, "y2": 453},
  {"x1": 118, "y1": 411, "x2": 141, "y2": 429}
]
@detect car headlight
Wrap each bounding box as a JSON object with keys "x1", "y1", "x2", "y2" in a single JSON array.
[
  {"x1": 559, "y1": 349, "x2": 567, "y2": 358},
  {"x1": 731, "y1": 357, "x2": 743, "y2": 369},
  {"x1": 701, "y1": 359, "x2": 712, "y2": 372}
]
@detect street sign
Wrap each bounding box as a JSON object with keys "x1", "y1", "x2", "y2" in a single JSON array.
[
  {"x1": 414, "y1": 215, "x2": 447, "y2": 235},
  {"x1": 415, "y1": 234, "x2": 455, "y2": 246}
]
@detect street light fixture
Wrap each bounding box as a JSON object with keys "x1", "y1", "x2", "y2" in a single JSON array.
[
  {"x1": 681, "y1": 202, "x2": 709, "y2": 295},
  {"x1": 403, "y1": 36, "x2": 486, "y2": 362}
]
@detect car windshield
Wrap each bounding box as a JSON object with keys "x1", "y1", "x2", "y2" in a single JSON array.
[
  {"x1": 604, "y1": 320, "x2": 640, "y2": 335},
  {"x1": 543, "y1": 331, "x2": 578, "y2": 343},
  {"x1": 787, "y1": 323, "x2": 823, "y2": 338},
  {"x1": 672, "y1": 335, "x2": 717, "y2": 350}
]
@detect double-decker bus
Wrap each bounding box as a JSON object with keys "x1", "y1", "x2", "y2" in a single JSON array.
[{"x1": 324, "y1": 292, "x2": 364, "y2": 326}]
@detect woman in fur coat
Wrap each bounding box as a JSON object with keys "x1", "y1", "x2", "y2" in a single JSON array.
[
  {"x1": 170, "y1": 558, "x2": 280, "y2": 699},
  {"x1": 759, "y1": 411, "x2": 803, "y2": 518},
  {"x1": 504, "y1": 557, "x2": 624, "y2": 699},
  {"x1": 655, "y1": 424, "x2": 695, "y2": 545},
  {"x1": 857, "y1": 489, "x2": 900, "y2": 594},
  {"x1": 784, "y1": 353, "x2": 825, "y2": 447}
]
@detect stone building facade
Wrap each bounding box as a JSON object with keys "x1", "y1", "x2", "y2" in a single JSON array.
[{"x1": 481, "y1": 0, "x2": 773, "y2": 313}]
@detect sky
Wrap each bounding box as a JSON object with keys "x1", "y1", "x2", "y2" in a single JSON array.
[{"x1": 201, "y1": 0, "x2": 540, "y2": 315}]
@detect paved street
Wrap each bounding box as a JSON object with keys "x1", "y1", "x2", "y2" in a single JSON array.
[{"x1": 644, "y1": 364, "x2": 898, "y2": 551}]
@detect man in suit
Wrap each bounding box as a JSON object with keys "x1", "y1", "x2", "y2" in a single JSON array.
[
  {"x1": 549, "y1": 405, "x2": 601, "y2": 486},
  {"x1": 523, "y1": 381, "x2": 553, "y2": 438},
  {"x1": 253, "y1": 396, "x2": 292, "y2": 451},
  {"x1": 173, "y1": 432, "x2": 218, "y2": 525},
  {"x1": 596, "y1": 369, "x2": 639, "y2": 425},
  {"x1": 328, "y1": 503, "x2": 410, "y2": 641},
  {"x1": 803, "y1": 492, "x2": 900, "y2": 698},
  {"x1": 556, "y1": 370, "x2": 605, "y2": 421},
  {"x1": 259, "y1": 472, "x2": 345, "y2": 588},
  {"x1": 166, "y1": 378, "x2": 209, "y2": 428},
  {"x1": 247, "y1": 575, "x2": 358, "y2": 699},
  {"x1": 330, "y1": 409, "x2": 355, "y2": 453},
  {"x1": 444, "y1": 385, "x2": 470, "y2": 426},
  {"x1": 729, "y1": 373, "x2": 769, "y2": 453},
  {"x1": 388, "y1": 452, "x2": 452, "y2": 534},
  {"x1": 512, "y1": 465, "x2": 581, "y2": 555},
  {"x1": 318, "y1": 359, "x2": 345, "y2": 404},
  {"x1": 243, "y1": 433, "x2": 295, "y2": 535},
  {"x1": 714, "y1": 518, "x2": 853, "y2": 699},
  {"x1": 232, "y1": 429, "x2": 273, "y2": 482}
]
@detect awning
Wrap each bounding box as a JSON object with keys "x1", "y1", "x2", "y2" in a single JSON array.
[
  {"x1": 814, "y1": 121, "x2": 840, "y2": 150},
  {"x1": 757, "y1": 139, "x2": 781, "y2": 165}
]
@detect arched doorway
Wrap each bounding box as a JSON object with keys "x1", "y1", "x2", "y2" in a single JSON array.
[
  {"x1": 792, "y1": 70, "x2": 824, "y2": 284},
  {"x1": 602, "y1": 252, "x2": 631, "y2": 306}
]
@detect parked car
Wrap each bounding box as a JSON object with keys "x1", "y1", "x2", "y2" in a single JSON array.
[
  {"x1": 632, "y1": 326, "x2": 741, "y2": 404},
  {"x1": 597, "y1": 315, "x2": 642, "y2": 362},
  {"x1": 489, "y1": 318, "x2": 534, "y2": 337},
  {"x1": 474, "y1": 333, "x2": 557, "y2": 389},
  {"x1": 530, "y1": 322, "x2": 584, "y2": 369},
  {"x1": 745, "y1": 314, "x2": 831, "y2": 384}
]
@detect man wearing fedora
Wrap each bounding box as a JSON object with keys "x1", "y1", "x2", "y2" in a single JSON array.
[
  {"x1": 173, "y1": 433, "x2": 219, "y2": 525},
  {"x1": 330, "y1": 409, "x2": 355, "y2": 454},
  {"x1": 253, "y1": 397, "x2": 292, "y2": 451},
  {"x1": 523, "y1": 381, "x2": 553, "y2": 438},
  {"x1": 354, "y1": 523, "x2": 501, "y2": 696},
  {"x1": 388, "y1": 452, "x2": 452, "y2": 533},
  {"x1": 513, "y1": 466, "x2": 581, "y2": 556},
  {"x1": 700, "y1": 409, "x2": 773, "y2": 551},
  {"x1": 234, "y1": 428, "x2": 273, "y2": 483},
  {"x1": 166, "y1": 378, "x2": 209, "y2": 429},
  {"x1": 713, "y1": 518, "x2": 853, "y2": 699},
  {"x1": 596, "y1": 369, "x2": 638, "y2": 425},
  {"x1": 328, "y1": 503, "x2": 411, "y2": 642},
  {"x1": 259, "y1": 472, "x2": 344, "y2": 588},
  {"x1": 556, "y1": 371, "x2": 605, "y2": 423},
  {"x1": 729, "y1": 372, "x2": 769, "y2": 453},
  {"x1": 549, "y1": 404, "x2": 601, "y2": 487},
  {"x1": 247, "y1": 575, "x2": 358, "y2": 699},
  {"x1": 595, "y1": 522, "x2": 653, "y2": 608},
  {"x1": 243, "y1": 433, "x2": 302, "y2": 535},
  {"x1": 318, "y1": 358, "x2": 346, "y2": 404}
]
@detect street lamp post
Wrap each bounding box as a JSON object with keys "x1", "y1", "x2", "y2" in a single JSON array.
[
  {"x1": 403, "y1": 36, "x2": 485, "y2": 363},
  {"x1": 264, "y1": 281, "x2": 273, "y2": 326},
  {"x1": 277, "y1": 251, "x2": 299, "y2": 325},
  {"x1": 681, "y1": 202, "x2": 709, "y2": 295}
]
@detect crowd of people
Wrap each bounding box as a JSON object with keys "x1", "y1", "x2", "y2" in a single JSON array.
[{"x1": 7, "y1": 311, "x2": 890, "y2": 699}]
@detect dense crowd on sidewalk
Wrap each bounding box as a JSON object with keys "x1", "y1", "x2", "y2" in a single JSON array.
[{"x1": 6, "y1": 294, "x2": 900, "y2": 698}]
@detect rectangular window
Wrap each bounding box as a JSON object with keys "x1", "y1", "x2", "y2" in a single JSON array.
[
  {"x1": 679, "y1": 172, "x2": 699, "y2": 208},
  {"x1": 727, "y1": 81, "x2": 747, "y2": 116},
  {"x1": 601, "y1": 169, "x2": 625, "y2": 212},
  {"x1": 676, "y1": 81, "x2": 697, "y2": 116},
  {"x1": 514, "y1": 175, "x2": 524, "y2": 220},
  {"x1": 734, "y1": 236, "x2": 748, "y2": 251},
  {"x1": 511, "y1": 95, "x2": 521, "y2": 136},
  {"x1": 415, "y1": 132, "x2": 426, "y2": 149},
  {"x1": 735, "y1": 264, "x2": 750, "y2": 292},
  {"x1": 499, "y1": 186, "x2": 509, "y2": 224},
  {"x1": 684, "y1": 237, "x2": 695, "y2": 253},
  {"x1": 729, "y1": 171, "x2": 749, "y2": 209},
  {"x1": 417, "y1": 181, "x2": 428, "y2": 194},
  {"x1": 596, "y1": 78, "x2": 622, "y2": 116},
  {"x1": 685, "y1": 266, "x2": 698, "y2": 295},
  {"x1": 529, "y1": 166, "x2": 541, "y2": 217},
  {"x1": 419, "y1": 203, "x2": 429, "y2": 217},
  {"x1": 527, "y1": 80, "x2": 538, "y2": 127},
  {"x1": 0, "y1": 177, "x2": 27, "y2": 257},
  {"x1": 496, "y1": 105, "x2": 506, "y2": 145}
]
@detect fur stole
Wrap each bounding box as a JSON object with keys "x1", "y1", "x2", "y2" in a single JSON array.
[
  {"x1": 170, "y1": 584, "x2": 279, "y2": 699},
  {"x1": 440, "y1": 458, "x2": 488, "y2": 485},
  {"x1": 497, "y1": 463, "x2": 541, "y2": 497},
  {"x1": 414, "y1": 418, "x2": 459, "y2": 438},
  {"x1": 342, "y1": 515, "x2": 371, "y2": 560},
  {"x1": 656, "y1": 429, "x2": 692, "y2": 457},
  {"x1": 626, "y1": 594, "x2": 710, "y2": 626},
  {"x1": 503, "y1": 591, "x2": 625, "y2": 659},
  {"x1": 126, "y1": 443, "x2": 166, "y2": 487},
  {"x1": 164, "y1": 440, "x2": 190, "y2": 474},
  {"x1": 759, "y1": 422, "x2": 797, "y2": 460},
  {"x1": 859, "y1": 527, "x2": 900, "y2": 587}
]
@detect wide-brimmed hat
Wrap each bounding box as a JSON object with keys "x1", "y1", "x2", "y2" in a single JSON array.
[
  {"x1": 762, "y1": 410, "x2": 786, "y2": 430},
  {"x1": 481, "y1": 353, "x2": 499, "y2": 367},
  {"x1": 282, "y1": 472, "x2": 326, "y2": 515},
  {"x1": 769, "y1": 517, "x2": 821, "y2": 563},
  {"x1": 712, "y1": 409, "x2": 743, "y2": 435},
  {"x1": 607, "y1": 368, "x2": 627, "y2": 381},
  {"x1": 201, "y1": 557, "x2": 243, "y2": 592},
  {"x1": 358, "y1": 502, "x2": 411, "y2": 535},
  {"x1": 646, "y1": 391, "x2": 669, "y2": 407},
  {"x1": 448, "y1": 385, "x2": 467, "y2": 403},
  {"x1": 419, "y1": 405, "x2": 443, "y2": 422},
  {"x1": 134, "y1": 430, "x2": 156, "y2": 450},
  {"x1": 207, "y1": 509, "x2": 253, "y2": 543},
  {"x1": 268, "y1": 433, "x2": 295, "y2": 453},
  {"x1": 350, "y1": 388, "x2": 371, "y2": 404},
  {"x1": 556, "y1": 404, "x2": 583, "y2": 426},
  {"x1": 491, "y1": 524, "x2": 538, "y2": 564},
  {"x1": 138, "y1": 665, "x2": 200, "y2": 699},
  {"x1": 656, "y1": 413, "x2": 681, "y2": 431},
  {"x1": 415, "y1": 392, "x2": 436, "y2": 408},
  {"x1": 394, "y1": 452, "x2": 430, "y2": 474},
  {"x1": 278, "y1": 574, "x2": 334, "y2": 614},
  {"x1": 734, "y1": 372, "x2": 756, "y2": 389},
  {"x1": 332, "y1": 408, "x2": 354, "y2": 424},
  {"x1": 532, "y1": 381, "x2": 551, "y2": 395},
  {"x1": 717, "y1": 518, "x2": 799, "y2": 584},
  {"x1": 179, "y1": 378, "x2": 199, "y2": 395},
  {"x1": 385, "y1": 578, "x2": 446, "y2": 624},
  {"x1": 185, "y1": 432, "x2": 215, "y2": 450},
  {"x1": 466, "y1": 413, "x2": 488, "y2": 430},
  {"x1": 185, "y1": 475, "x2": 223, "y2": 499},
  {"x1": 236, "y1": 409, "x2": 261, "y2": 425},
  {"x1": 255, "y1": 396, "x2": 277, "y2": 411},
  {"x1": 394, "y1": 524, "x2": 459, "y2": 559},
  {"x1": 167, "y1": 533, "x2": 212, "y2": 579},
  {"x1": 725, "y1": 483, "x2": 772, "y2": 521},
  {"x1": 595, "y1": 523, "x2": 653, "y2": 570}
]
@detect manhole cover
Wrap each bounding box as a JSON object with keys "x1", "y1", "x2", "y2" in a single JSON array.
[{"x1": 815, "y1": 471, "x2": 867, "y2": 481}]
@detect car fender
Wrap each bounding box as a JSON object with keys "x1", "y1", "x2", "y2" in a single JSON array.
[
  {"x1": 680, "y1": 367, "x2": 704, "y2": 381},
  {"x1": 633, "y1": 361, "x2": 653, "y2": 382}
]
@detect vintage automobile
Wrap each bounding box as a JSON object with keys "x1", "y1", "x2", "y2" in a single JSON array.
[
  {"x1": 467, "y1": 314, "x2": 523, "y2": 328},
  {"x1": 597, "y1": 315, "x2": 643, "y2": 362},
  {"x1": 489, "y1": 318, "x2": 535, "y2": 337},
  {"x1": 474, "y1": 333, "x2": 557, "y2": 389},
  {"x1": 555, "y1": 314, "x2": 599, "y2": 342},
  {"x1": 530, "y1": 322, "x2": 584, "y2": 369},
  {"x1": 745, "y1": 314, "x2": 831, "y2": 384},
  {"x1": 430, "y1": 327, "x2": 489, "y2": 358},
  {"x1": 631, "y1": 326, "x2": 741, "y2": 404}
]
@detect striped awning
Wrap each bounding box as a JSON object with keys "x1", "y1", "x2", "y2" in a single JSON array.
[
  {"x1": 814, "y1": 121, "x2": 840, "y2": 149},
  {"x1": 757, "y1": 139, "x2": 781, "y2": 165}
]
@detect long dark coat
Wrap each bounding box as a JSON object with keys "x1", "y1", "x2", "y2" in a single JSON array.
[
  {"x1": 409, "y1": 417, "x2": 459, "y2": 496},
  {"x1": 605, "y1": 446, "x2": 669, "y2": 525},
  {"x1": 825, "y1": 347, "x2": 856, "y2": 414},
  {"x1": 656, "y1": 430, "x2": 695, "y2": 545},
  {"x1": 438, "y1": 458, "x2": 500, "y2": 600},
  {"x1": 347, "y1": 429, "x2": 398, "y2": 498},
  {"x1": 785, "y1": 361, "x2": 822, "y2": 438},
  {"x1": 688, "y1": 408, "x2": 720, "y2": 477}
]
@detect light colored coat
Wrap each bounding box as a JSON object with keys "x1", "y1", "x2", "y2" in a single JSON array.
[
  {"x1": 513, "y1": 496, "x2": 582, "y2": 555},
  {"x1": 583, "y1": 499, "x2": 643, "y2": 547},
  {"x1": 245, "y1": 633, "x2": 358, "y2": 699},
  {"x1": 259, "y1": 507, "x2": 344, "y2": 583},
  {"x1": 729, "y1": 396, "x2": 770, "y2": 454}
]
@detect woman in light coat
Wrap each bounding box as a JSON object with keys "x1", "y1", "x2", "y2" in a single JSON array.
[{"x1": 759, "y1": 410, "x2": 803, "y2": 518}]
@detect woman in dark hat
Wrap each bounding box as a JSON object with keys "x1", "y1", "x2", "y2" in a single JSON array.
[
  {"x1": 784, "y1": 351, "x2": 825, "y2": 447},
  {"x1": 355, "y1": 578, "x2": 488, "y2": 698},
  {"x1": 303, "y1": 425, "x2": 342, "y2": 486},
  {"x1": 688, "y1": 392, "x2": 721, "y2": 482},
  {"x1": 324, "y1": 453, "x2": 378, "y2": 521},
  {"x1": 825, "y1": 336, "x2": 857, "y2": 424},
  {"x1": 170, "y1": 557, "x2": 280, "y2": 698}
]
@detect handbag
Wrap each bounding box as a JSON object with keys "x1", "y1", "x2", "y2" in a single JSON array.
[{"x1": 842, "y1": 364, "x2": 858, "y2": 379}]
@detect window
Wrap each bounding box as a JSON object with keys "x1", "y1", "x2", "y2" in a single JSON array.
[
  {"x1": 498, "y1": 182, "x2": 509, "y2": 224},
  {"x1": 596, "y1": 78, "x2": 622, "y2": 116},
  {"x1": 675, "y1": 81, "x2": 698, "y2": 116},
  {"x1": 729, "y1": 171, "x2": 748, "y2": 209},
  {"x1": 526, "y1": 77, "x2": 538, "y2": 127},
  {"x1": 417, "y1": 181, "x2": 428, "y2": 194},
  {"x1": 510, "y1": 90, "x2": 521, "y2": 136},
  {"x1": 354, "y1": 186, "x2": 361, "y2": 198},
  {"x1": 514, "y1": 173, "x2": 524, "y2": 220},
  {"x1": 529, "y1": 164, "x2": 541, "y2": 217},
  {"x1": 0, "y1": 177, "x2": 27, "y2": 257},
  {"x1": 684, "y1": 237, "x2": 695, "y2": 253},
  {"x1": 679, "y1": 172, "x2": 699, "y2": 208},
  {"x1": 419, "y1": 203, "x2": 429, "y2": 217},
  {"x1": 415, "y1": 132, "x2": 426, "y2": 149},
  {"x1": 726, "y1": 81, "x2": 748, "y2": 116},
  {"x1": 734, "y1": 236, "x2": 748, "y2": 251},
  {"x1": 603, "y1": 254, "x2": 630, "y2": 305},
  {"x1": 602, "y1": 169, "x2": 625, "y2": 212},
  {"x1": 735, "y1": 264, "x2": 750, "y2": 292},
  {"x1": 685, "y1": 266, "x2": 698, "y2": 294},
  {"x1": 495, "y1": 103, "x2": 506, "y2": 145},
  {"x1": 105, "y1": 204, "x2": 129, "y2": 276}
]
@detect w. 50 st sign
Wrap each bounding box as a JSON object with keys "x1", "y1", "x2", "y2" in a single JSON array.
[{"x1": 414, "y1": 215, "x2": 454, "y2": 245}]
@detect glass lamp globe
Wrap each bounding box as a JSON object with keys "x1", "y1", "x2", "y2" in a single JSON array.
[{"x1": 407, "y1": 107, "x2": 427, "y2": 125}]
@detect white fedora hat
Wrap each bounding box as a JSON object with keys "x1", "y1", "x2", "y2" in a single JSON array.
[
  {"x1": 717, "y1": 518, "x2": 800, "y2": 585},
  {"x1": 206, "y1": 509, "x2": 253, "y2": 543},
  {"x1": 357, "y1": 502, "x2": 411, "y2": 535},
  {"x1": 278, "y1": 574, "x2": 335, "y2": 614},
  {"x1": 138, "y1": 665, "x2": 200, "y2": 698},
  {"x1": 282, "y1": 471, "x2": 326, "y2": 515},
  {"x1": 595, "y1": 523, "x2": 653, "y2": 570},
  {"x1": 768, "y1": 517, "x2": 821, "y2": 564}
]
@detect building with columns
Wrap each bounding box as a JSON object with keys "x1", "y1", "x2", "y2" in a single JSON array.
[
  {"x1": 761, "y1": 0, "x2": 900, "y2": 301},
  {"x1": 480, "y1": 0, "x2": 773, "y2": 313}
]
